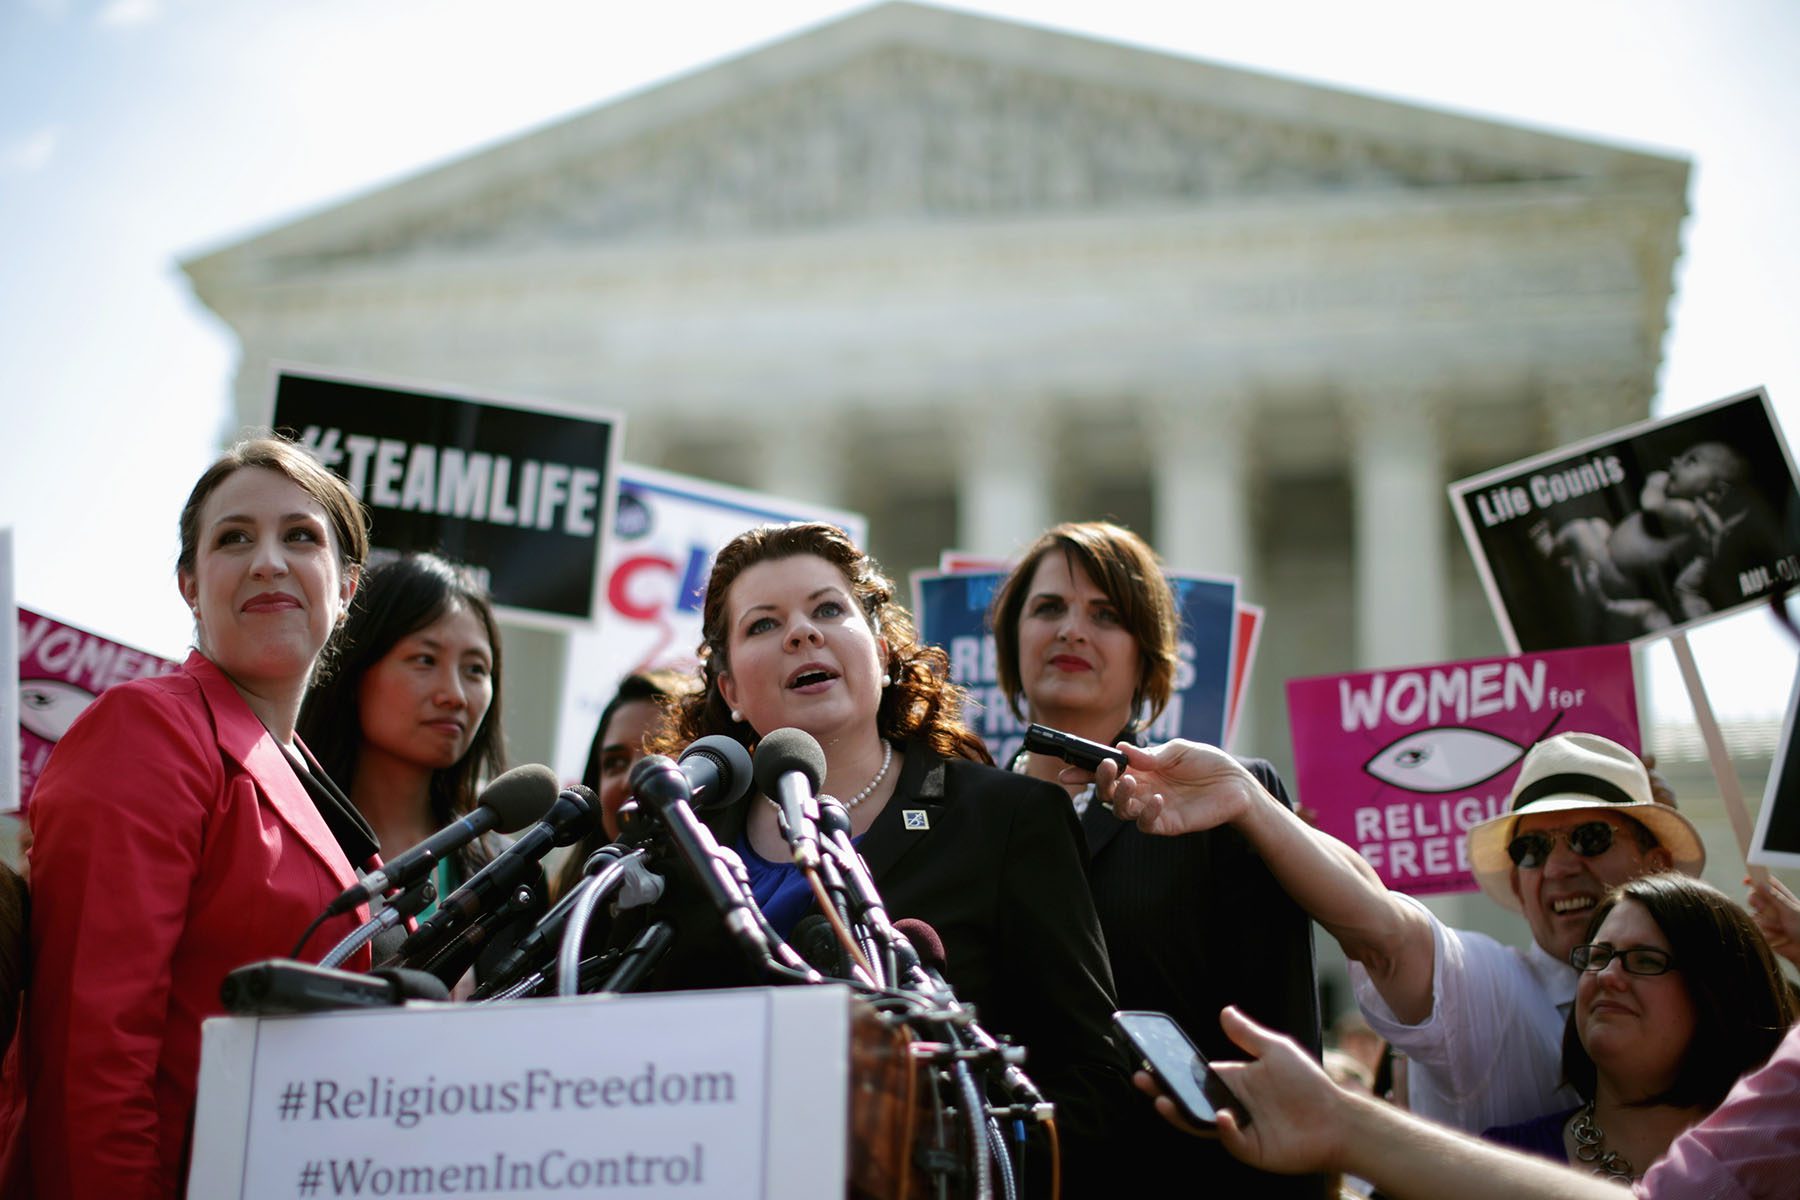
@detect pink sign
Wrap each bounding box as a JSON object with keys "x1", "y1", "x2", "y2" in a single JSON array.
[
  {"x1": 16, "y1": 608, "x2": 179, "y2": 811},
  {"x1": 1285, "y1": 645, "x2": 1639, "y2": 896}
]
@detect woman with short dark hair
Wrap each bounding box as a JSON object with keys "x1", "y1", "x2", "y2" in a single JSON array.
[{"x1": 990, "y1": 520, "x2": 1325, "y2": 1197}]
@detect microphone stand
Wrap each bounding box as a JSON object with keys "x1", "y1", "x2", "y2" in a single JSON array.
[{"x1": 317, "y1": 876, "x2": 438, "y2": 969}]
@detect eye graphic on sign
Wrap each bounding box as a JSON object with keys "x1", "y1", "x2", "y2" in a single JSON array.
[
  {"x1": 19, "y1": 679, "x2": 98, "y2": 743},
  {"x1": 1362, "y1": 727, "x2": 1527, "y2": 794}
]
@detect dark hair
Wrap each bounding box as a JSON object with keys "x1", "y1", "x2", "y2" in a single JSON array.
[
  {"x1": 1562, "y1": 873, "x2": 1796, "y2": 1109},
  {"x1": 988, "y1": 521, "x2": 1179, "y2": 729},
  {"x1": 554, "y1": 670, "x2": 693, "y2": 901},
  {"x1": 298, "y1": 554, "x2": 506, "y2": 834},
  {"x1": 179, "y1": 434, "x2": 369, "y2": 579},
  {"x1": 653, "y1": 522, "x2": 991, "y2": 765}
]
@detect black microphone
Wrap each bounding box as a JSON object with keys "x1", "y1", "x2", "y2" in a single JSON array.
[
  {"x1": 676, "y1": 734, "x2": 756, "y2": 809},
  {"x1": 791, "y1": 912, "x2": 843, "y2": 977},
  {"x1": 395, "y1": 784, "x2": 599, "y2": 962},
  {"x1": 754, "y1": 728, "x2": 828, "y2": 869},
  {"x1": 221, "y1": 959, "x2": 451, "y2": 1015},
  {"x1": 628, "y1": 752, "x2": 776, "y2": 973},
  {"x1": 895, "y1": 917, "x2": 1049, "y2": 1116},
  {"x1": 324, "y1": 764, "x2": 559, "y2": 916}
]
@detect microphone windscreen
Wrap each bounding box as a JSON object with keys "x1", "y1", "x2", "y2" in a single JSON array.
[
  {"x1": 791, "y1": 913, "x2": 840, "y2": 975},
  {"x1": 893, "y1": 917, "x2": 947, "y2": 974},
  {"x1": 477, "y1": 764, "x2": 561, "y2": 831},
  {"x1": 753, "y1": 727, "x2": 827, "y2": 797},
  {"x1": 680, "y1": 735, "x2": 754, "y2": 808}
]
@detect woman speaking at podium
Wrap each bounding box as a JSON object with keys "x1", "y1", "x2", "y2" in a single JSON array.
[
  {"x1": 13, "y1": 437, "x2": 376, "y2": 1198},
  {"x1": 649, "y1": 522, "x2": 1128, "y2": 1191}
]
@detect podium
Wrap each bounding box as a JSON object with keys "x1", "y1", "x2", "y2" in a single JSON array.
[{"x1": 188, "y1": 986, "x2": 854, "y2": 1199}]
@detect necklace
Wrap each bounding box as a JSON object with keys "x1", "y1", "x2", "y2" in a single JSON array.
[
  {"x1": 1570, "y1": 1102, "x2": 1637, "y2": 1184},
  {"x1": 766, "y1": 739, "x2": 894, "y2": 817}
]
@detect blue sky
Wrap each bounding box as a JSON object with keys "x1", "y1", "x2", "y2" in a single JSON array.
[{"x1": 3, "y1": 0, "x2": 1798, "y2": 728}]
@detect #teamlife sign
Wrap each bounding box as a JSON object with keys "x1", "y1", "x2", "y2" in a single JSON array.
[
  {"x1": 1450, "y1": 387, "x2": 1800, "y2": 653},
  {"x1": 274, "y1": 365, "x2": 623, "y2": 628},
  {"x1": 912, "y1": 569, "x2": 1237, "y2": 766},
  {"x1": 1285, "y1": 645, "x2": 1639, "y2": 897},
  {"x1": 188, "y1": 987, "x2": 848, "y2": 1200}
]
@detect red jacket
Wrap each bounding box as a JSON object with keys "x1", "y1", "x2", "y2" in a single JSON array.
[{"x1": 17, "y1": 651, "x2": 372, "y2": 1198}]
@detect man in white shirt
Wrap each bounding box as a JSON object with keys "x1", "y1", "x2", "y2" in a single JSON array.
[{"x1": 1097, "y1": 731, "x2": 1705, "y2": 1133}]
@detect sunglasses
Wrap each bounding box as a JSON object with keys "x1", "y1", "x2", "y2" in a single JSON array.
[
  {"x1": 1507, "y1": 820, "x2": 1615, "y2": 869},
  {"x1": 1570, "y1": 943, "x2": 1676, "y2": 976}
]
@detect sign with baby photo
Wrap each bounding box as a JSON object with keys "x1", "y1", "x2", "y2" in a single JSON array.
[
  {"x1": 1450, "y1": 387, "x2": 1800, "y2": 653},
  {"x1": 1286, "y1": 645, "x2": 1638, "y2": 897}
]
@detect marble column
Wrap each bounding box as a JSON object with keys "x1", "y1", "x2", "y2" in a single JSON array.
[
  {"x1": 1347, "y1": 383, "x2": 1450, "y2": 670},
  {"x1": 1150, "y1": 385, "x2": 1255, "y2": 587},
  {"x1": 752, "y1": 413, "x2": 851, "y2": 510},
  {"x1": 955, "y1": 399, "x2": 1052, "y2": 558}
]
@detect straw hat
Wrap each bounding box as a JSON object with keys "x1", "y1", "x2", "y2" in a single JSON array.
[{"x1": 1468, "y1": 732, "x2": 1704, "y2": 911}]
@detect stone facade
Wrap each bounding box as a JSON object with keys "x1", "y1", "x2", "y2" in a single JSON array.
[{"x1": 183, "y1": 2, "x2": 1689, "y2": 792}]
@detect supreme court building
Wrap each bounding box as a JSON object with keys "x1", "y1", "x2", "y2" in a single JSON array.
[{"x1": 182, "y1": 0, "x2": 1691, "y2": 900}]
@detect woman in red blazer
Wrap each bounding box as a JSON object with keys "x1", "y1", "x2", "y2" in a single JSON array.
[{"x1": 16, "y1": 436, "x2": 374, "y2": 1199}]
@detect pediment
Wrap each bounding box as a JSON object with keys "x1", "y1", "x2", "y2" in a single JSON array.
[{"x1": 185, "y1": 2, "x2": 1687, "y2": 285}]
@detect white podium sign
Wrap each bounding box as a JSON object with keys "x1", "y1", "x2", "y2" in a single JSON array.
[{"x1": 189, "y1": 987, "x2": 850, "y2": 1199}]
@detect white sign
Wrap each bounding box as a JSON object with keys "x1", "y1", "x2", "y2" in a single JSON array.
[
  {"x1": 189, "y1": 987, "x2": 850, "y2": 1200},
  {"x1": 554, "y1": 465, "x2": 867, "y2": 778}
]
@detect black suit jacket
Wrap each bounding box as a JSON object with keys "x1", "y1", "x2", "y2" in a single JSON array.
[
  {"x1": 1083, "y1": 756, "x2": 1328, "y2": 1197},
  {"x1": 649, "y1": 742, "x2": 1132, "y2": 1191}
]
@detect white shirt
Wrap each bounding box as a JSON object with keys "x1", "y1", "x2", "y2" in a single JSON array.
[{"x1": 1350, "y1": 892, "x2": 1580, "y2": 1134}]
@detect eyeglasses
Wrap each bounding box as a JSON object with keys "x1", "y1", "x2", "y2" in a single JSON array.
[
  {"x1": 1507, "y1": 821, "x2": 1615, "y2": 869},
  {"x1": 1570, "y1": 943, "x2": 1676, "y2": 976}
]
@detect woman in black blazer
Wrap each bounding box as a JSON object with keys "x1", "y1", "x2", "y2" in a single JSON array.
[
  {"x1": 648, "y1": 521, "x2": 1129, "y2": 1193},
  {"x1": 990, "y1": 521, "x2": 1328, "y2": 1197}
]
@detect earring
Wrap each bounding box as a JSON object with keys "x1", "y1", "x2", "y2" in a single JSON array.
[
  {"x1": 881, "y1": 673, "x2": 892, "y2": 687},
  {"x1": 730, "y1": 709, "x2": 743, "y2": 723}
]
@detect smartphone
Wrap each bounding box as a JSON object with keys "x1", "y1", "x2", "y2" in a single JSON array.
[
  {"x1": 1113, "y1": 1010, "x2": 1248, "y2": 1130},
  {"x1": 1022, "y1": 723, "x2": 1130, "y2": 773}
]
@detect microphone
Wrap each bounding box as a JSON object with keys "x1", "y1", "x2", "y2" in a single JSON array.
[
  {"x1": 628, "y1": 751, "x2": 779, "y2": 974},
  {"x1": 221, "y1": 959, "x2": 451, "y2": 1015},
  {"x1": 791, "y1": 912, "x2": 843, "y2": 977},
  {"x1": 753, "y1": 728, "x2": 828, "y2": 869},
  {"x1": 395, "y1": 784, "x2": 599, "y2": 963},
  {"x1": 895, "y1": 917, "x2": 1049, "y2": 1117},
  {"x1": 676, "y1": 734, "x2": 756, "y2": 809},
  {"x1": 324, "y1": 764, "x2": 559, "y2": 916}
]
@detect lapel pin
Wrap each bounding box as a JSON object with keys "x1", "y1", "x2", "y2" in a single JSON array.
[{"x1": 902, "y1": 809, "x2": 929, "y2": 831}]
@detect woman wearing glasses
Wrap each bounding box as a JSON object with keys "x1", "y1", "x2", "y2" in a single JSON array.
[{"x1": 1482, "y1": 873, "x2": 1795, "y2": 1181}]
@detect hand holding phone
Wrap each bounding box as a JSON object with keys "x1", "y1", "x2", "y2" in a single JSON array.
[
  {"x1": 1114, "y1": 1010, "x2": 1248, "y2": 1131},
  {"x1": 1022, "y1": 723, "x2": 1130, "y2": 774}
]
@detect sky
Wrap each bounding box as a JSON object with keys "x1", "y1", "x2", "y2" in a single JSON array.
[{"x1": 3, "y1": 0, "x2": 1798, "y2": 739}]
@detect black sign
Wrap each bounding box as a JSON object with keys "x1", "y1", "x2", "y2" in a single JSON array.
[
  {"x1": 1754, "y1": 668, "x2": 1800, "y2": 866},
  {"x1": 273, "y1": 367, "x2": 620, "y2": 624},
  {"x1": 1451, "y1": 388, "x2": 1800, "y2": 653}
]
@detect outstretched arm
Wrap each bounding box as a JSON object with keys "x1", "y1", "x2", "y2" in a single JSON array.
[
  {"x1": 1140, "y1": 1007, "x2": 1626, "y2": 1200},
  {"x1": 1097, "y1": 740, "x2": 1438, "y2": 1024}
]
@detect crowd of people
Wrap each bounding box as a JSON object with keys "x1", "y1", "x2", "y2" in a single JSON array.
[{"x1": 0, "y1": 433, "x2": 1796, "y2": 1199}]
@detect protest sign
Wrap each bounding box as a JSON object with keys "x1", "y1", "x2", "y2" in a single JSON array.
[
  {"x1": 274, "y1": 365, "x2": 622, "y2": 628},
  {"x1": 913, "y1": 569, "x2": 1237, "y2": 765},
  {"x1": 554, "y1": 466, "x2": 865, "y2": 778},
  {"x1": 1751, "y1": 667, "x2": 1800, "y2": 869},
  {"x1": 1286, "y1": 645, "x2": 1638, "y2": 896},
  {"x1": 1451, "y1": 387, "x2": 1800, "y2": 653},
  {"x1": 1226, "y1": 603, "x2": 1263, "y2": 750},
  {"x1": 13, "y1": 606, "x2": 181, "y2": 813},
  {"x1": 1, "y1": 530, "x2": 14, "y2": 813}
]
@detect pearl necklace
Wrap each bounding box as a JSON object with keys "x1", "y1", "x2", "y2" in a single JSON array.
[
  {"x1": 1570, "y1": 1102, "x2": 1637, "y2": 1183},
  {"x1": 765, "y1": 739, "x2": 894, "y2": 817}
]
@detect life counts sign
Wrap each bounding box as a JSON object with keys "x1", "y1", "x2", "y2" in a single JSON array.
[
  {"x1": 274, "y1": 366, "x2": 621, "y2": 626},
  {"x1": 1286, "y1": 646, "x2": 1638, "y2": 897}
]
